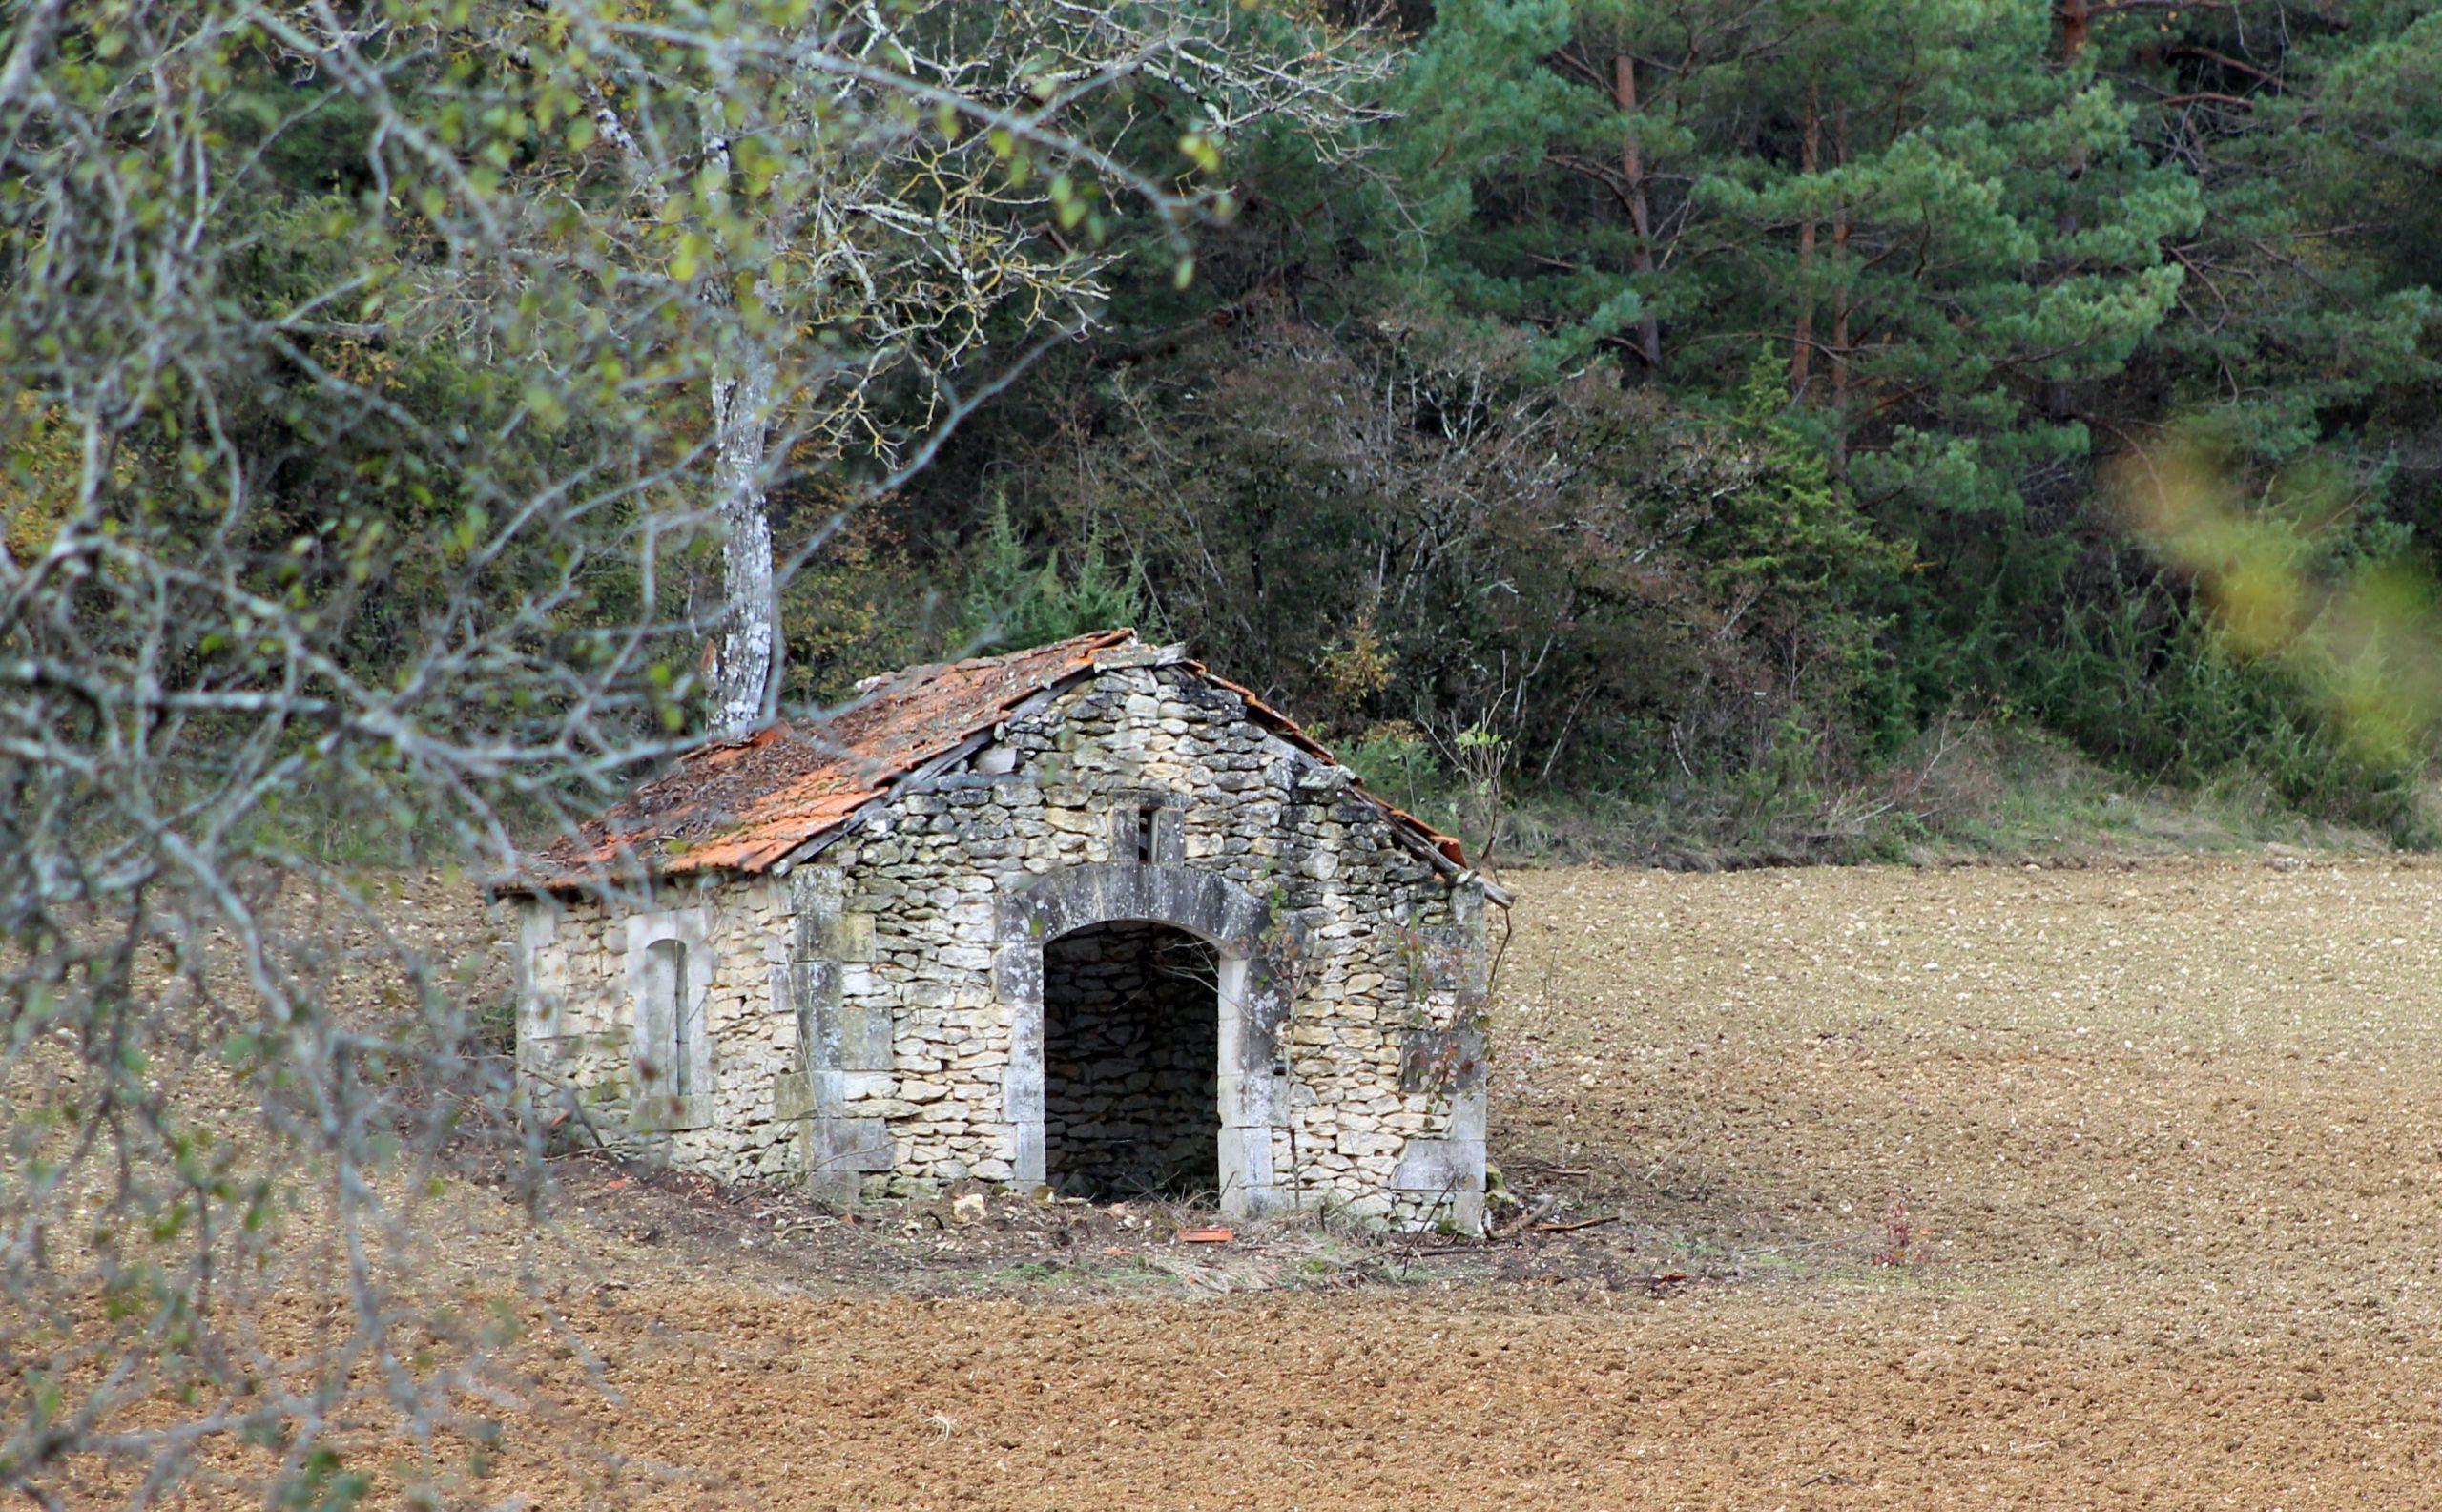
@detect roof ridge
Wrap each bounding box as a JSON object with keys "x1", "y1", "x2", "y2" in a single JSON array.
[{"x1": 852, "y1": 627, "x2": 1135, "y2": 694}]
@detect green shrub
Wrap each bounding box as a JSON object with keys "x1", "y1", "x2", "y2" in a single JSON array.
[
  {"x1": 1332, "y1": 722, "x2": 1461, "y2": 829},
  {"x1": 961, "y1": 494, "x2": 1151, "y2": 651}
]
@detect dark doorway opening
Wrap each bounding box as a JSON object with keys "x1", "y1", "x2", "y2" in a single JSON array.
[{"x1": 1041, "y1": 920, "x2": 1220, "y2": 1199}]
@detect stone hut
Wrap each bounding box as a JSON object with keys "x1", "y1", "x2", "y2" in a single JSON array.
[{"x1": 503, "y1": 630, "x2": 1507, "y2": 1230}]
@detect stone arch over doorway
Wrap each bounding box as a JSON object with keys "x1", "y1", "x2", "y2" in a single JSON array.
[{"x1": 995, "y1": 863, "x2": 1300, "y2": 1217}]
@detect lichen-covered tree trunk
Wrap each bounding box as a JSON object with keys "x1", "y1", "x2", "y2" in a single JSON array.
[{"x1": 710, "y1": 353, "x2": 778, "y2": 734}]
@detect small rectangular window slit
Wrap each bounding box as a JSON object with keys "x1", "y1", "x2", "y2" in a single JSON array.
[
  {"x1": 1135, "y1": 805, "x2": 1158, "y2": 863},
  {"x1": 646, "y1": 937, "x2": 691, "y2": 1098}
]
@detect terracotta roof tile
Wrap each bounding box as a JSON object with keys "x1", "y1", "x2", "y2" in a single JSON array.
[{"x1": 512, "y1": 630, "x2": 1475, "y2": 890}]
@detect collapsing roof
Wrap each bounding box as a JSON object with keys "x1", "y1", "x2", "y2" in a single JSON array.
[{"x1": 515, "y1": 630, "x2": 1490, "y2": 896}]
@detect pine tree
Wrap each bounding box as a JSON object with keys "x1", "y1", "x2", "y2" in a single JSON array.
[{"x1": 1381, "y1": 0, "x2": 2201, "y2": 520}]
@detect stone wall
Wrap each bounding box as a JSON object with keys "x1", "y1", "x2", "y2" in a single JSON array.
[
  {"x1": 512, "y1": 653, "x2": 1493, "y2": 1229},
  {"x1": 511, "y1": 875, "x2": 806, "y2": 1180}
]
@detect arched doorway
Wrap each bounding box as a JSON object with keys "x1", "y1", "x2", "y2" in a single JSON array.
[
  {"x1": 994, "y1": 862, "x2": 1300, "y2": 1217},
  {"x1": 1041, "y1": 921, "x2": 1220, "y2": 1198}
]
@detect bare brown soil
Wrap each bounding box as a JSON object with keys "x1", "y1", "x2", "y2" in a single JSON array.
[{"x1": 235, "y1": 859, "x2": 2442, "y2": 1505}]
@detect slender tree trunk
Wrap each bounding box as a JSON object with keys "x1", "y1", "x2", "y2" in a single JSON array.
[
  {"x1": 710, "y1": 352, "x2": 778, "y2": 735},
  {"x1": 1828, "y1": 105, "x2": 1852, "y2": 474},
  {"x1": 1614, "y1": 52, "x2": 1664, "y2": 377},
  {"x1": 2057, "y1": 0, "x2": 2091, "y2": 63},
  {"x1": 0, "y1": 0, "x2": 66, "y2": 118},
  {"x1": 1791, "y1": 85, "x2": 1820, "y2": 400},
  {"x1": 697, "y1": 104, "x2": 782, "y2": 737},
  {"x1": 2046, "y1": 0, "x2": 2089, "y2": 422}
]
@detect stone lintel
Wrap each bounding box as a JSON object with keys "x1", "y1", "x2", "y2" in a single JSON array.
[{"x1": 996, "y1": 862, "x2": 1281, "y2": 960}]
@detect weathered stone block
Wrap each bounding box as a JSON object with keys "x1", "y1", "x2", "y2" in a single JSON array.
[
  {"x1": 772, "y1": 1071, "x2": 813, "y2": 1120},
  {"x1": 632, "y1": 1091, "x2": 717, "y2": 1134},
  {"x1": 1398, "y1": 1026, "x2": 1488, "y2": 1094},
  {"x1": 809, "y1": 1117, "x2": 894, "y2": 1170},
  {"x1": 821, "y1": 1000, "x2": 892, "y2": 1071},
  {"x1": 1393, "y1": 1135, "x2": 1484, "y2": 1193}
]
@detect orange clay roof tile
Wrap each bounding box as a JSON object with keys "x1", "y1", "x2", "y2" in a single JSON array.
[{"x1": 514, "y1": 629, "x2": 1473, "y2": 890}]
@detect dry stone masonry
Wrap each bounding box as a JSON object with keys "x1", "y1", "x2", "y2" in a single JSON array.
[{"x1": 507, "y1": 632, "x2": 1505, "y2": 1230}]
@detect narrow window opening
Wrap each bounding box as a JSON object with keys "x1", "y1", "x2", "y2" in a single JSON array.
[
  {"x1": 646, "y1": 937, "x2": 692, "y2": 1098},
  {"x1": 1135, "y1": 804, "x2": 1159, "y2": 863}
]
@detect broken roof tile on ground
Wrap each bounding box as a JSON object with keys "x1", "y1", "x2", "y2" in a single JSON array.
[{"x1": 519, "y1": 629, "x2": 1471, "y2": 891}]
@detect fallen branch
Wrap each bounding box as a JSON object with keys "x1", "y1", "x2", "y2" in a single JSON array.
[
  {"x1": 1534, "y1": 1214, "x2": 1621, "y2": 1233},
  {"x1": 1512, "y1": 1156, "x2": 1593, "y2": 1176}
]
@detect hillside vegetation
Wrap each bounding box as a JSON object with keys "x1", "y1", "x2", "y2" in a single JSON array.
[
  {"x1": 17, "y1": 3, "x2": 2442, "y2": 858},
  {"x1": 900, "y1": 0, "x2": 2442, "y2": 854}
]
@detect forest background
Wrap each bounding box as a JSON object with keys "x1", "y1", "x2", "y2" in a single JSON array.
[
  {"x1": 891, "y1": 0, "x2": 2442, "y2": 862},
  {"x1": 20, "y1": 0, "x2": 2442, "y2": 870}
]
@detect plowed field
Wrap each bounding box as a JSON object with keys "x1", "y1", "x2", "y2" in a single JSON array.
[{"x1": 489, "y1": 858, "x2": 2442, "y2": 1508}]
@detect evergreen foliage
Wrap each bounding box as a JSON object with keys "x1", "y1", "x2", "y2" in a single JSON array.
[
  {"x1": 909, "y1": 0, "x2": 2442, "y2": 842},
  {"x1": 20, "y1": 0, "x2": 2442, "y2": 853},
  {"x1": 962, "y1": 497, "x2": 1153, "y2": 652}
]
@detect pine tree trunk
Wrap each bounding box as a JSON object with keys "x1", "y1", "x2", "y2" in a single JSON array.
[
  {"x1": 1828, "y1": 105, "x2": 1852, "y2": 474},
  {"x1": 710, "y1": 352, "x2": 778, "y2": 735},
  {"x1": 2057, "y1": 0, "x2": 2091, "y2": 63},
  {"x1": 1614, "y1": 53, "x2": 1664, "y2": 377},
  {"x1": 1791, "y1": 86, "x2": 1820, "y2": 400},
  {"x1": 2047, "y1": 0, "x2": 2089, "y2": 423}
]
